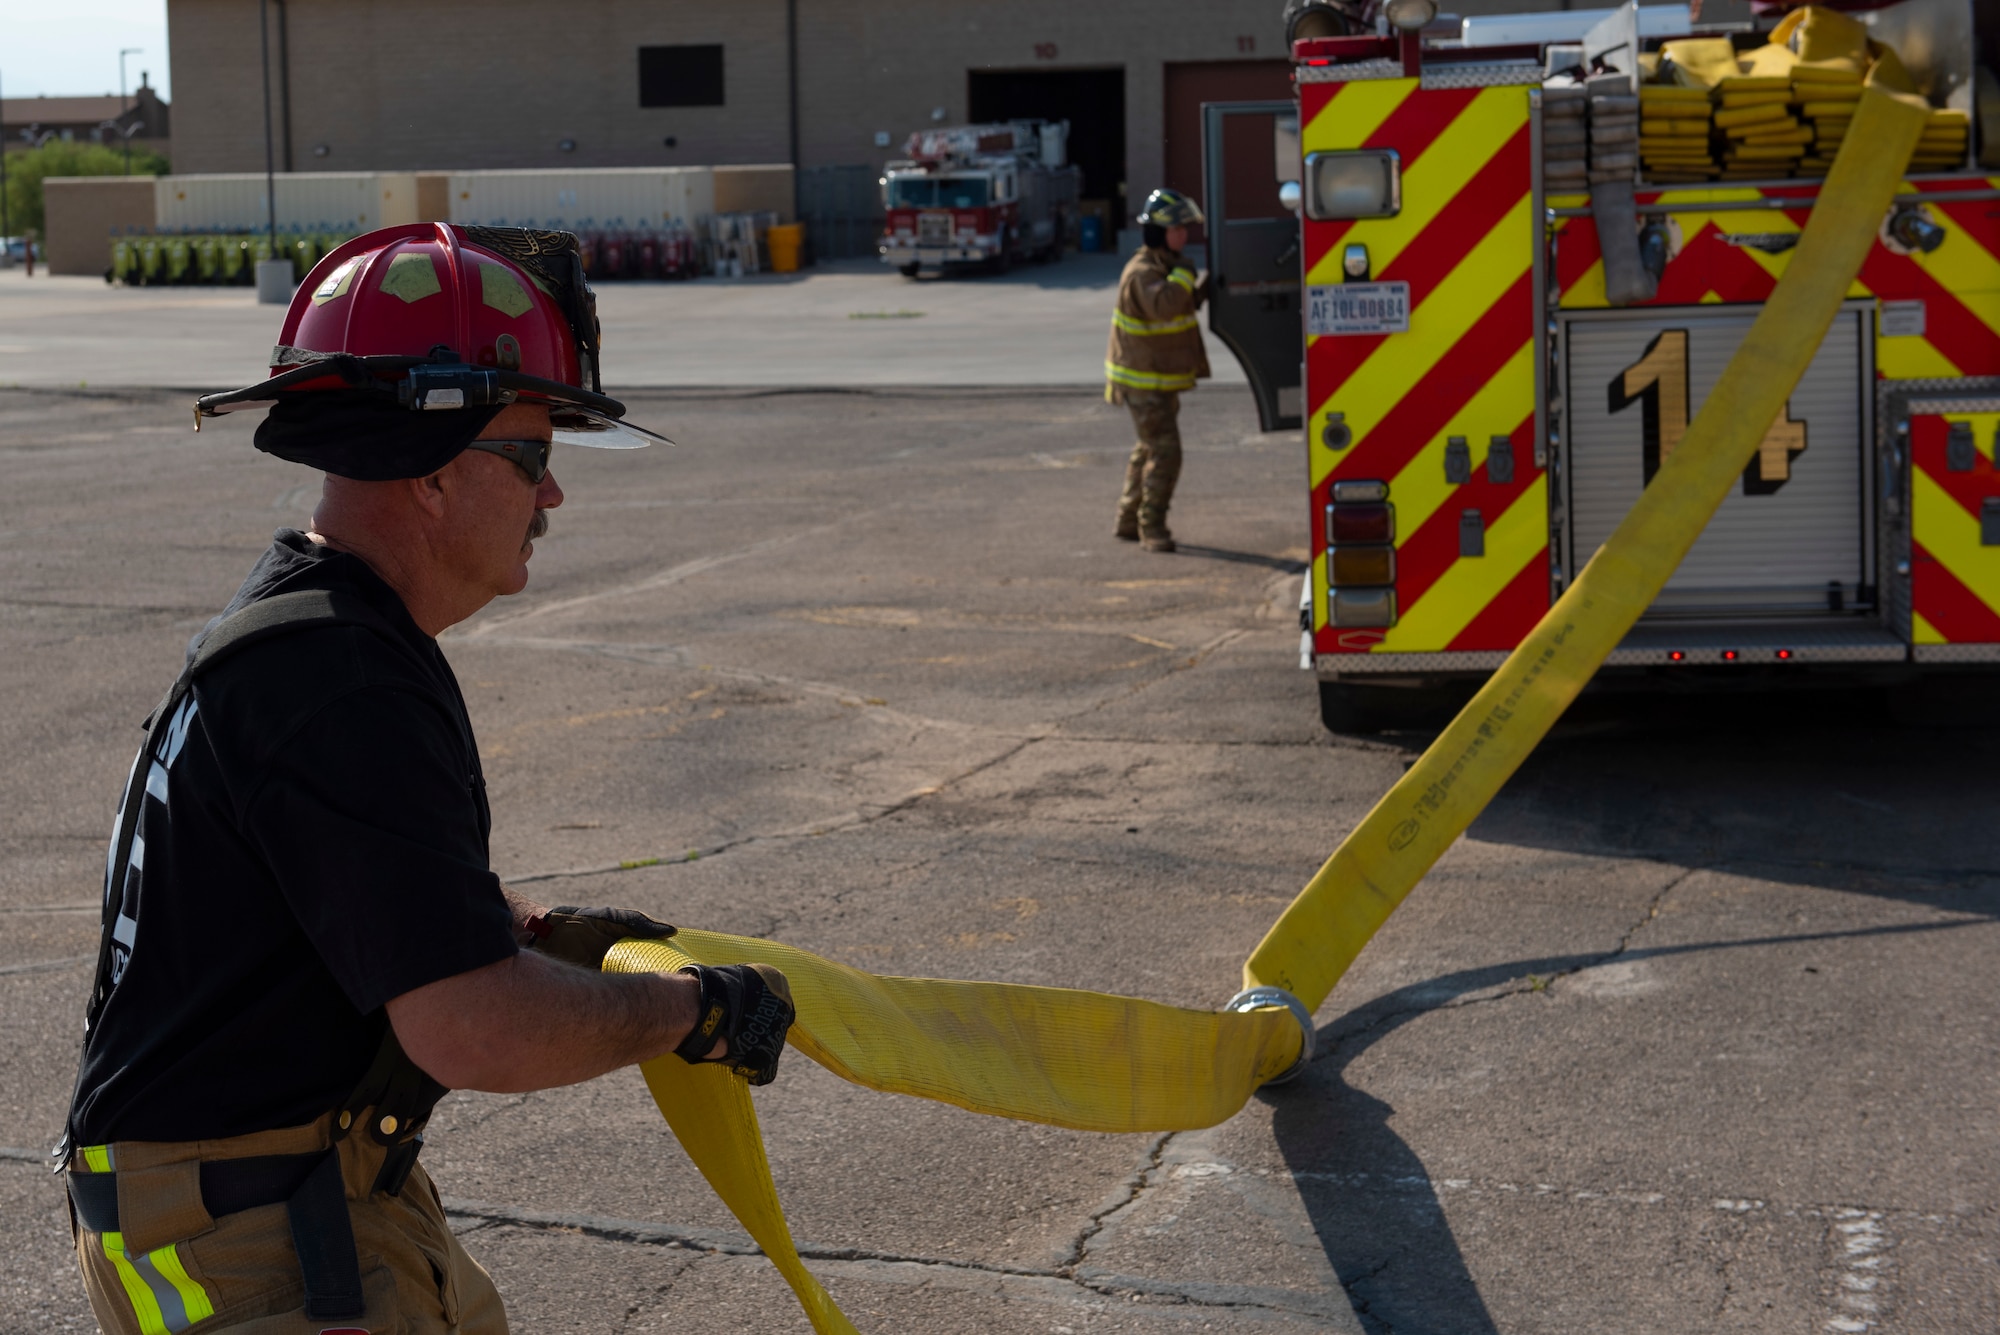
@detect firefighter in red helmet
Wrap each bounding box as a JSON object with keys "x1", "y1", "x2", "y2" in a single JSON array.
[{"x1": 60, "y1": 224, "x2": 794, "y2": 1334}]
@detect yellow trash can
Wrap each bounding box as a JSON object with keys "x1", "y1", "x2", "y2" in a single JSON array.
[{"x1": 766, "y1": 223, "x2": 804, "y2": 273}]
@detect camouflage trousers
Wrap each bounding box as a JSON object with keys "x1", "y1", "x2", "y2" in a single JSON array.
[{"x1": 1116, "y1": 391, "x2": 1183, "y2": 535}]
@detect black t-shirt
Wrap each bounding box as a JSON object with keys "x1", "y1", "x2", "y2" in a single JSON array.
[{"x1": 69, "y1": 530, "x2": 518, "y2": 1144}]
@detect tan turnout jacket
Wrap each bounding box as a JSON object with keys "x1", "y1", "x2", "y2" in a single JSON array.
[{"x1": 1104, "y1": 246, "x2": 1210, "y2": 403}]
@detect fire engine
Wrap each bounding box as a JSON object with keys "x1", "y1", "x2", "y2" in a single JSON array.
[
  {"x1": 1205, "y1": 0, "x2": 1998, "y2": 730},
  {"x1": 878, "y1": 121, "x2": 1083, "y2": 276}
]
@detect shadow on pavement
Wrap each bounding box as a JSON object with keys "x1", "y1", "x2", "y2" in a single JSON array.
[
  {"x1": 1173, "y1": 543, "x2": 1308, "y2": 575},
  {"x1": 1478, "y1": 680, "x2": 2000, "y2": 906},
  {"x1": 1330, "y1": 678, "x2": 2000, "y2": 909},
  {"x1": 1266, "y1": 916, "x2": 1995, "y2": 1334},
  {"x1": 1279, "y1": 674, "x2": 2000, "y2": 1330}
]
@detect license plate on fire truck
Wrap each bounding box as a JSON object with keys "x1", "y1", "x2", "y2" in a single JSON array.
[{"x1": 1306, "y1": 282, "x2": 1411, "y2": 336}]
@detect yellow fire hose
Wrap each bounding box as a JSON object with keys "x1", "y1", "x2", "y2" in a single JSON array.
[{"x1": 604, "y1": 83, "x2": 1926, "y2": 1333}]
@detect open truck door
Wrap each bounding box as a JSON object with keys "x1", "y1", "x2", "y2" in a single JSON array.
[{"x1": 1202, "y1": 99, "x2": 1304, "y2": 432}]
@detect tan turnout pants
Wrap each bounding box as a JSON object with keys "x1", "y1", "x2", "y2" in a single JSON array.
[
  {"x1": 72, "y1": 1110, "x2": 505, "y2": 1335},
  {"x1": 1116, "y1": 390, "x2": 1183, "y2": 535}
]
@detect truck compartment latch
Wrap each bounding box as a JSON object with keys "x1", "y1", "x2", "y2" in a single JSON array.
[
  {"x1": 1459, "y1": 509, "x2": 1485, "y2": 559},
  {"x1": 1948, "y1": 421, "x2": 1977, "y2": 472},
  {"x1": 1444, "y1": 436, "x2": 1471, "y2": 485}
]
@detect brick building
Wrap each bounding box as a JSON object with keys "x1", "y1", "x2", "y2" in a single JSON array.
[
  {"x1": 2, "y1": 76, "x2": 171, "y2": 159},
  {"x1": 164, "y1": 0, "x2": 1318, "y2": 232}
]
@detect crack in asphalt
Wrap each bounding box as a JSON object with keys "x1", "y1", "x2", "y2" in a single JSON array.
[
  {"x1": 504, "y1": 735, "x2": 1043, "y2": 889},
  {"x1": 0, "y1": 1151, "x2": 1955, "y2": 1328},
  {"x1": 434, "y1": 1191, "x2": 1339, "y2": 1319},
  {"x1": 1057, "y1": 1131, "x2": 1172, "y2": 1273},
  {"x1": 1339, "y1": 1257, "x2": 1395, "y2": 1335},
  {"x1": 452, "y1": 515, "x2": 884, "y2": 641},
  {"x1": 1316, "y1": 867, "x2": 1699, "y2": 1067},
  {"x1": 497, "y1": 617, "x2": 1257, "y2": 892}
]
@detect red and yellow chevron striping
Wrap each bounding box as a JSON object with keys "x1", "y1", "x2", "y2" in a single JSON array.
[
  {"x1": 1908, "y1": 413, "x2": 2000, "y2": 644},
  {"x1": 1554, "y1": 178, "x2": 2000, "y2": 377},
  {"x1": 1303, "y1": 77, "x2": 1544, "y2": 656}
]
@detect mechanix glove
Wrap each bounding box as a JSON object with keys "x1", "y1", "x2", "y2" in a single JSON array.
[
  {"x1": 526, "y1": 905, "x2": 677, "y2": 970},
  {"x1": 674, "y1": 963, "x2": 796, "y2": 1086}
]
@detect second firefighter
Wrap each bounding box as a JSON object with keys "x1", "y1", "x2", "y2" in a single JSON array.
[{"x1": 1105, "y1": 188, "x2": 1211, "y2": 553}]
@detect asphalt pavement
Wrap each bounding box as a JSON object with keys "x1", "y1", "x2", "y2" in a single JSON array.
[{"x1": 1, "y1": 360, "x2": 1997, "y2": 1327}]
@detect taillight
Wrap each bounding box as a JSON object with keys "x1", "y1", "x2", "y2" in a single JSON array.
[
  {"x1": 1327, "y1": 503, "x2": 1394, "y2": 545},
  {"x1": 1325, "y1": 480, "x2": 1396, "y2": 628},
  {"x1": 1330, "y1": 587, "x2": 1396, "y2": 626},
  {"x1": 1329, "y1": 545, "x2": 1394, "y2": 586}
]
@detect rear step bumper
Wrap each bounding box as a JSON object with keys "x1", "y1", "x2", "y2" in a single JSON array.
[{"x1": 1316, "y1": 618, "x2": 1926, "y2": 679}]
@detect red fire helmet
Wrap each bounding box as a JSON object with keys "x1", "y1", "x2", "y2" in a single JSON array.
[{"x1": 195, "y1": 223, "x2": 666, "y2": 451}]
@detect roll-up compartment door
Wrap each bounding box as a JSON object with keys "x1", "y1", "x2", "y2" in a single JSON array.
[{"x1": 1563, "y1": 308, "x2": 1868, "y2": 616}]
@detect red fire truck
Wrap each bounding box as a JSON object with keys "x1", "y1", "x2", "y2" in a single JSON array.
[
  {"x1": 878, "y1": 121, "x2": 1083, "y2": 277},
  {"x1": 1207, "y1": 0, "x2": 1998, "y2": 731}
]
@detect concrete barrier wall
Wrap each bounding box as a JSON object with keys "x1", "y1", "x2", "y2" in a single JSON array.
[
  {"x1": 46, "y1": 165, "x2": 796, "y2": 275},
  {"x1": 444, "y1": 167, "x2": 717, "y2": 229},
  {"x1": 43, "y1": 177, "x2": 159, "y2": 276},
  {"x1": 154, "y1": 172, "x2": 423, "y2": 232}
]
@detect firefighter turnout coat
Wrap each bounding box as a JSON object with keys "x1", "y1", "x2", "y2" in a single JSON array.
[{"x1": 1104, "y1": 246, "x2": 1210, "y2": 404}]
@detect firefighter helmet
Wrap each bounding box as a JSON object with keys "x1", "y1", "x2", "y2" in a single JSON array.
[
  {"x1": 194, "y1": 223, "x2": 667, "y2": 479},
  {"x1": 1284, "y1": 0, "x2": 1375, "y2": 44},
  {"x1": 1136, "y1": 188, "x2": 1206, "y2": 229}
]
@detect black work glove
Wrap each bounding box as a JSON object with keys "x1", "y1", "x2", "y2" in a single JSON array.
[
  {"x1": 526, "y1": 905, "x2": 676, "y2": 970},
  {"x1": 674, "y1": 963, "x2": 796, "y2": 1086},
  {"x1": 1194, "y1": 272, "x2": 1212, "y2": 308}
]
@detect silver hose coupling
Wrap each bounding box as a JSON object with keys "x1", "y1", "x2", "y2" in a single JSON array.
[{"x1": 1223, "y1": 986, "x2": 1316, "y2": 1085}]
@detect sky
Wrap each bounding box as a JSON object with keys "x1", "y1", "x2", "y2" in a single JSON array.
[{"x1": 0, "y1": 0, "x2": 172, "y2": 101}]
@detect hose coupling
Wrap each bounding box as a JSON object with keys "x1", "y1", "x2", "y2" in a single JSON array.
[{"x1": 1223, "y1": 986, "x2": 1316, "y2": 1085}]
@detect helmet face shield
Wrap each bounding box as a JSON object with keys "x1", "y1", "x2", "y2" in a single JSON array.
[
  {"x1": 550, "y1": 405, "x2": 670, "y2": 449},
  {"x1": 192, "y1": 223, "x2": 669, "y2": 479}
]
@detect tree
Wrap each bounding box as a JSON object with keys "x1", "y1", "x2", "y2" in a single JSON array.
[{"x1": 2, "y1": 140, "x2": 171, "y2": 239}]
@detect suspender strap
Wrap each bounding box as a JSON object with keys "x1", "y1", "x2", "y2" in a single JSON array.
[
  {"x1": 334, "y1": 1025, "x2": 448, "y2": 1197},
  {"x1": 286, "y1": 1151, "x2": 366, "y2": 1320}
]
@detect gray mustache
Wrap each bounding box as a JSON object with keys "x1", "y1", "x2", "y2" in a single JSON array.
[{"x1": 527, "y1": 509, "x2": 550, "y2": 544}]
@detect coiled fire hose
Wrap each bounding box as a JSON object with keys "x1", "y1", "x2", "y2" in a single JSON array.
[{"x1": 604, "y1": 82, "x2": 1928, "y2": 1333}]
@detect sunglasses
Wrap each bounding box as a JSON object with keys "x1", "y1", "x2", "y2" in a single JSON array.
[{"x1": 463, "y1": 438, "x2": 554, "y2": 483}]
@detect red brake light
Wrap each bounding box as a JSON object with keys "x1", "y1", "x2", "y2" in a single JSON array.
[
  {"x1": 1668, "y1": 651, "x2": 1685, "y2": 662},
  {"x1": 1722, "y1": 650, "x2": 1739, "y2": 661},
  {"x1": 1328, "y1": 502, "x2": 1394, "y2": 545},
  {"x1": 1775, "y1": 649, "x2": 1793, "y2": 660}
]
